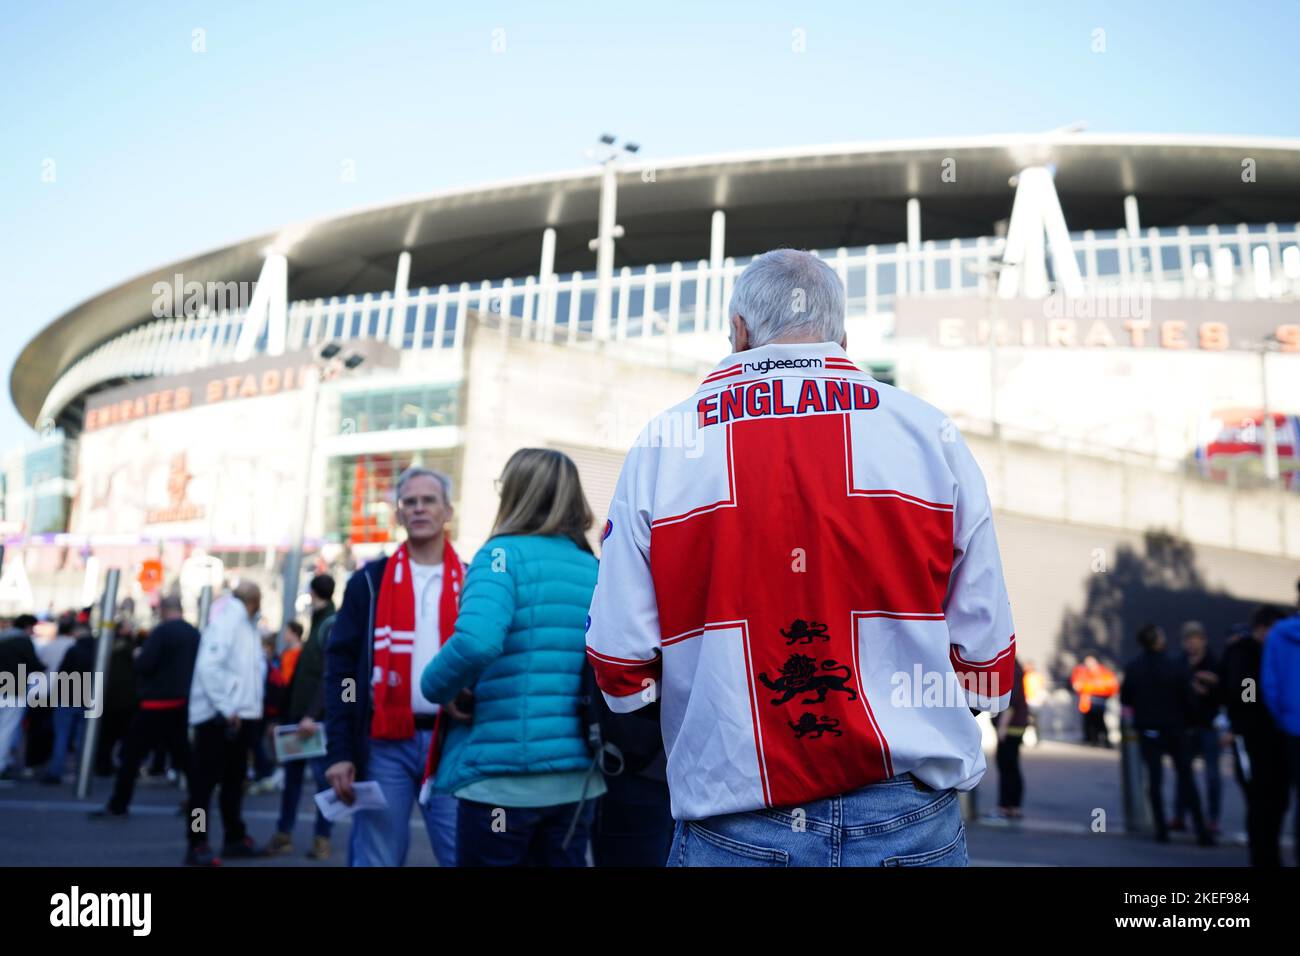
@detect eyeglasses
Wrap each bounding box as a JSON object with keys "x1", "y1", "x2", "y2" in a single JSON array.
[{"x1": 398, "y1": 495, "x2": 442, "y2": 510}]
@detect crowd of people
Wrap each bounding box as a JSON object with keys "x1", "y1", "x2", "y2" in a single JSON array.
[
  {"x1": 980, "y1": 604, "x2": 1300, "y2": 864},
  {"x1": 1110, "y1": 605, "x2": 1300, "y2": 864},
  {"x1": 1, "y1": 248, "x2": 1299, "y2": 868},
  {"x1": 0, "y1": 450, "x2": 677, "y2": 868}
]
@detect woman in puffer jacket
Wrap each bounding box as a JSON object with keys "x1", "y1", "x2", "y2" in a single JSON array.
[{"x1": 420, "y1": 448, "x2": 602, "y2": 866}]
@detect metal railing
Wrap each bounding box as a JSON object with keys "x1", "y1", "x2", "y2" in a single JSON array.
[{"x1": 39, "y1": 222, "x2": 1300, "y2": 428}]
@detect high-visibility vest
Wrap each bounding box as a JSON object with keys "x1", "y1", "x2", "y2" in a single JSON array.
[{"x1": 1071, "y1": 663, "x2": 1118, "y2": 713}]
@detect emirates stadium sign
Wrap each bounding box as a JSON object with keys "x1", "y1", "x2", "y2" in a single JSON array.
[
  {"x1": 82, "y1": 342, "x2": 400, "y2": 432},
  {"x1": 893, "y1": 296, "x2": 1300, "y2": 351}
]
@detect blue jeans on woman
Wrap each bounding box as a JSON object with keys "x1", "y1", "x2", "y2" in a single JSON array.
[
  {"x1": 669, "y1": 774, "x2": 968, "y2": 867},
  {"x1": 456, "y1": 798, "x2": 594, "y2": 866}
]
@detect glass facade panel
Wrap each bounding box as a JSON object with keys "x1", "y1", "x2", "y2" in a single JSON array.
[
  {"x1": 31, "y1": 493, "x2": 66, "y2": 534},
  {"x1": 337, "y1": 383, "x2": 459, "y2": 434},
  {"x1": 23, "y1": 444, "x2": 63, "y2": 486}
]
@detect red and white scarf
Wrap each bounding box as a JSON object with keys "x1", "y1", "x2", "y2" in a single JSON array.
[{"x1": 370, "y1": 538, "x2": 463, "y2": 784}]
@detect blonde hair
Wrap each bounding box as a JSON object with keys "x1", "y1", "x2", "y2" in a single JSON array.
[{"x1": 491, "y1": 448, "x2": 594, "y2": 553}]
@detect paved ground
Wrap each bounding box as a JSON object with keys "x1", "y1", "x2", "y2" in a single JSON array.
[
  {"x1": 963, "y1": 740, "x2": 1267, "y2": 867},
  {"x1": 0, "y1": 740, "x2": 1292, "y2": 867}
]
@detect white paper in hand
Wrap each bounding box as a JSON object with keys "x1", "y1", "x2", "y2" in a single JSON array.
[{"x1": 314, "y1": 781, "x2": 388, "y2": 823}]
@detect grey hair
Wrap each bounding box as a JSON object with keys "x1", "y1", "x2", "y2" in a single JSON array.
[
  {"x1": 728, "y1": 249, "x2": 845, "y2": 347},
  {"x1": 394, "y1": 465, "x2": 453, "y2": 504}
]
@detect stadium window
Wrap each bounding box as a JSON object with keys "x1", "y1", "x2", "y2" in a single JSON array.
[
  {"x1": 385, "y1": 388, "x2": 400, "y2": 430},
  {"x1": 1095, "y1": 248, "x2": 1120, "y2": 277},
  {"x1": 878, "y1": 262, "x2": 898, "y2": 297},
  {"x1": 404, "y1": 304, "x2": 419, "y2": 349},
  {"x1": 442, "y1": 308, "x2": 458, "y2": 348},
  {"x1": 338, "y1": 385, "x2": 458, "y2": 435}
]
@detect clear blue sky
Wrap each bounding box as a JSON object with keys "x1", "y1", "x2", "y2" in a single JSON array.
[{"x1": 2, "y1": 0, "x2": 1296, "y2": 448}]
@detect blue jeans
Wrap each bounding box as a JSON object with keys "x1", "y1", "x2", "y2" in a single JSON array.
[
  {"x1": 1176, "y1": 727, "x2": 1222, "y2": 825},
  {"x1": 348, "y1": 730, "x2": 458, "y2": 867},
  {"x1": 0, "y1": 699, "x2": 26, "y2": 773},
  {"x1": 457, "y1": 798, "x2": 594, "y2": 867},
  {"x1": 669, "y1": 774, "x2": 968, "y2": 867},
  {"x1": 277, "y1": 755, "x2": 332, "y2": 839},
  {"x1": 44, "y1": 705, "x2": 86, "y2": 782}
]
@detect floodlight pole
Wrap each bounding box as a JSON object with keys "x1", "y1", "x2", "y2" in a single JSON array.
[{"x1": 592, "y1": 155, "x2": 620, "y2": 341}]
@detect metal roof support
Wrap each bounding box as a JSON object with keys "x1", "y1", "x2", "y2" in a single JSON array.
[
  {"x1": 390, "y1": 250, "x2": 411, "y2": 347},
  {"x1": 591, "y1": 159, "x2": 622, "y2": 340},
  {"x1": 709, "y1": 210, "x2": 726, "y2": 333},
  {"x1": 538, "y1": 228, "x2": 556, "y2": 336},
  {"x1": 1124, "y1": 194, "x2": 1143, "y2": 275},
  {"x1": 997, "y1": 166, "x2": 1084, "y2": 298},
  {"x1": 907, "y1": 197, "x2": 921, "y2": 293},
  {"x1": 233, "y1": 252, "x2": 288, "y2": 361}
]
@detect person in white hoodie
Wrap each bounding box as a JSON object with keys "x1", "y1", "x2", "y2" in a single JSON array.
[{"x1": 184, "y1": 581, "x2": 266, "y2": 866}]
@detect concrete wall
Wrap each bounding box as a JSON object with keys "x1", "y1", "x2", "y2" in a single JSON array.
[
  {"x1": 893, "y1": 342, "x2": 1300, "y2": 467},
  {"x1": 994, "y1": 510, "x2": 1297, "y2": 674},
  {"x1": 966, "y1": 431, "x2": 1300, "y2": 559},
  {"x1": 455, "y1": 321, "x2": 704, "y2": 555}
]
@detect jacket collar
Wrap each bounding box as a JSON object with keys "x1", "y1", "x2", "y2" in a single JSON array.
[{"x1": 699, "y1": 341, "x2": 865, "y2": 391}]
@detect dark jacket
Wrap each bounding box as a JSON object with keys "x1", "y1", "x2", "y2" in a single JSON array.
[
  {"x1": 104, "y1": 636, "x2": 138, "y2": 713},
  {"x1": 134, "y1": 619, "x2": 201, "y2": 701},
  {"x1": 57, "y1": 636, "x2": 98, "y2": 675},
  {"x1": 285, "y1": 604, "x2": 334, "y2": 723},
  {"x1": 1120, "y1": 650, "x2": 1194, "y2": 732},
  {"x1": 324, "y1": 557, "x2": 388, "y2": 776},
  {"x1": 1184, "y1": 650, "x2": 1221, "y2": 730},
  {"x1": 0, "y1": 632, "x2": 43, "y2": 683},
  {"x1": 1005, "y1": 658, "x2": 1030, "y2": 730},
  {"x1": 1219, "y1": 636, "x2": 1277, "y2": 737}
]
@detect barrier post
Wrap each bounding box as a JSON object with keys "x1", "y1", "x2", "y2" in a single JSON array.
[{"x1": 75, "y1": 569, "x2": 120, "y2": 800}]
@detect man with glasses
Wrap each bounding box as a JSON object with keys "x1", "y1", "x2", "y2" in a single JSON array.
[{"x1": 324, "y1": 467, "x2": 465, "y2": 866}]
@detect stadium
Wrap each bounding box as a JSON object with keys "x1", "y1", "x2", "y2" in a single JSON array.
[{"x1": 7, "y1": 131, "x2": 1300, "y2": 669}]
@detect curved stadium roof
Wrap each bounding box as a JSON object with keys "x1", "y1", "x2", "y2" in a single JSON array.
[{"x1": 15, "y1": 132, "x2": 1300, "y2": 426}]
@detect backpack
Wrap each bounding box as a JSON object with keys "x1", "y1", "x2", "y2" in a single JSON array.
[
  {"x1": 562, "y1": 659, "x2": 666, "y2": 850},
  {"x1": 577, "y1": 657, "x2": 664, "y2": 777}
]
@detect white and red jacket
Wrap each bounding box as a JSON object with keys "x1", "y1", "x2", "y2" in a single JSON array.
[{"x1": 586, "y1": 342, "x2": 1015, "y2": 821}]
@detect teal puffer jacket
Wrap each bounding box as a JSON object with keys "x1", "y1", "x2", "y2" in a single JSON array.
[{"x1": 419, "y1": 533, "x2": 598, "y2": 794}]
